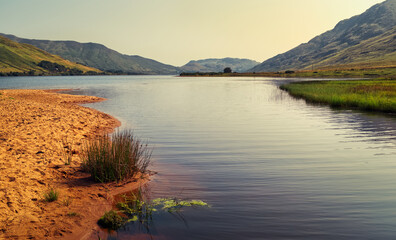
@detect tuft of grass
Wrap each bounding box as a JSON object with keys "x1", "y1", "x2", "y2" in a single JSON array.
[
  {"x1": 98, "y1": 210, "x2": 125, "y2": 230},
  {"x1": 62, "y1": 197, "x2": 72, "y2": 206},
  {"x1": 60, "y1": 137, "x2": 75, "y2": 165},
  {"x1": 60, "y1": 137, "x2": 74, "y2": 165},
  {"x1": 81, "y1": 129, "x2": 151, "y2": 183},
  {"x1": 67, "y1": 211, "x2": 79, "y2": 217},
  {"x1": 280, "y1": 79, "x2": 396, "y2": 113},
  {"x1": 43, "y1": 188, "x2": 59, "y2": 202}
]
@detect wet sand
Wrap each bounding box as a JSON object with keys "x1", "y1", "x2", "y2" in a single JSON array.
[{"x1": 0, "y1": 89, "x2": 148, "y2": 239}]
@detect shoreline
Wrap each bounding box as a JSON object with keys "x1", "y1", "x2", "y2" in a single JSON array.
[{"x1": 0, "y1": 89, "x2": 149, "y2": 239}]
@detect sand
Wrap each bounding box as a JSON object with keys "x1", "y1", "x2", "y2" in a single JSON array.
[{"x1": 0, "y1": 89, "x2": 148, "y2": 239}]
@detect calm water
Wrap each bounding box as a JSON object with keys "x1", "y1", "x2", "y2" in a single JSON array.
[{"x1": 1, "y1": 76, "x2": 396, "y2": 239}]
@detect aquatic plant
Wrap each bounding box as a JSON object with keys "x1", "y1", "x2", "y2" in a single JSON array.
[
  {"x1": 152, "y1": 198, "x2": 208, "y2": 213},
  {"x1": 43, "y1": 187, "x2": 59, "y2": 202},
  {"x1": 98, "y1": 190, "x2": 209, "y2": 231},
  {"x1": 81, "y1": 129, "x2": 152, "y2": 182}
]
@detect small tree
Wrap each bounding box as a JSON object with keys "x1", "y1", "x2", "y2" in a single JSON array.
[{"x1": 224, "y1": 67, "x2": 232, "y2": 73}]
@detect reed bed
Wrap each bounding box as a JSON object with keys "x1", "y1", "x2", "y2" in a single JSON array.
[{"x1": 280, "y1": 79, "x2": 396, "y2": 113}]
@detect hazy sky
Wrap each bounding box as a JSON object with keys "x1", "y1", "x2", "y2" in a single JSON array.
[{"x1": 0, "y1": 0, "x2": 385, "y2": 66}]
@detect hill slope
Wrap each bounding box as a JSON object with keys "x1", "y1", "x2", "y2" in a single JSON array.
[
  {"x1": 250, "y1": 0, "x2": 396, "y2": 72},
  {"x1": 0, "y1": 35, "x2": 100, "y2": 75},
  {"x1": 313, "y1": 26, "x2": 396, "y2": 69},
  {"x1": 0, "y1": 34, "x2": 180, "y2": 75},
  {"x1": 180, "y1": 58, "x2": 260, "y2": 73}
]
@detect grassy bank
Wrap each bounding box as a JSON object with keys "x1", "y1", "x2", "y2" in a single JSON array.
[
  {"x1": 280, "y1": 79, "x2": 396, "y2": 113},
  {"x1": 180, "y1": 66, "x2": 396, "y2": 79}
]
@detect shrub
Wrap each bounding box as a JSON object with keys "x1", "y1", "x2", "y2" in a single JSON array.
[
  {"x1": 81, "y1": 129, "x2": 151, "y2": 182},
  {"x1": 224, "y1": 67, "x2": 232, "y2": 73}
]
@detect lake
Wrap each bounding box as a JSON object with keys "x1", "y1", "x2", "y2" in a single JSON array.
[{"x1": 1, "y1": 75, "x2": 396, "y2": 239}]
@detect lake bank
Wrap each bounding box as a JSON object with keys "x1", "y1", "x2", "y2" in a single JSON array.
[
  {"x1": 180, "y1": 66, "x2": 396, "y2": 79},
  {"x1": 280, "y1": 79, "x2": 396, "y2": 113},
  {"x1": 0, "y1": 89, "x2": 148, "y2": 239}
]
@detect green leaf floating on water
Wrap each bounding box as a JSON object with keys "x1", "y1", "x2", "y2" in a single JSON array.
[
  {"x1": 152, "y1": 198, "x2": 209, "y2": 212},
  {"x1": 127, "y1": 215, "x2": 139, "y2": 222}
]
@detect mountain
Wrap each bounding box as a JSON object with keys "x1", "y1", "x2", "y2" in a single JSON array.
[
  {"x1": 181, "y1": 58, "x2": 260, "y2": 73},
  {"x1": 0, "y1": 35, "x2": 100, "y2": 75},
  {"x1": 313, "y1": 26, "x2": 396, "y2": 69},
  {"x1": 250, "y1": 0, "x2": 396, "y2": 72},
  {"x1": 0, "y1": 34, "x2": 180, "y2": 75}
]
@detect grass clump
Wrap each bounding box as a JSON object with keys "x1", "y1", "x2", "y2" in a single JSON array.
[
  {"x1": 60, "y1": 137, "x2": 74, "y2": 165},
  {"x1": 280, "y1": 79, "x2": 396, "y2": 113},
  {"x1": 81, "y1": 129, "x2": 151, "y2": 183},
  {"x1": 43, "y1": 188, "x2": 59, "y2": 202},
  {"x1": 98, "y1": 210, "x2": 125, "y2": 230},
  {"x1": 62, "y1": 197, "x2": 72, "y2": 206},
  {"x1": 67, "y1": 212, "x2": 79, "y2": 217}
]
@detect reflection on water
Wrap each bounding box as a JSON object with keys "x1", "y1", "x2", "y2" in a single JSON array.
[{"x1": 1, "y1": 76, "x2": 396, "y2": 239}]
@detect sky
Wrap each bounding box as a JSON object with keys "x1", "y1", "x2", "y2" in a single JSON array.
[{"x1": 0, "y1": 0, "x2": 385, "y2": 66}]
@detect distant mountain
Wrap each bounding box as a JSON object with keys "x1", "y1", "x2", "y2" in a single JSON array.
[
  {"x1": 0, "y1": 35, "x2": 100, "y2": 75},
  {"x1": 181, "y1": 58, "x2": 260, "y2": 73},
  {"x1": 250, "y1": 0, "x2": 396, "y2": 72},
  {"x1": 0, "y1": 34, "x2": 179, "y2": 75}
]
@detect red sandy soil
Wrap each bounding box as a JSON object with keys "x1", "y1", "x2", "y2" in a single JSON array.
[{"x1": 0, "y1": 89, "x2": 148, "y2": 239}]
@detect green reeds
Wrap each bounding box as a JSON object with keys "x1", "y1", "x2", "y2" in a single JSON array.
[
  {"x1": 81, "y1": 129, "x2": 152, "y2": 183},
  {"x1": 280, "y1": 79, "x2": 396, "y2": 113}
]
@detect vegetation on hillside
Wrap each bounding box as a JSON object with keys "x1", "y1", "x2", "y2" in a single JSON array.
[
  {"x1": 0, "y1": 35, "x2": 101, "y2": 76},
  {"x1": 0, "y1": 33, "x2": 179, "y2": 75},
  {"x1": 312, "y1": 26, "x2": 396, "y2": 69},
  {"x1": 250, "y1": 0, "x2": 396, "y2": 72},
  {"x1": 280, "y1": 79, "x2": 396, "y2": 113}
]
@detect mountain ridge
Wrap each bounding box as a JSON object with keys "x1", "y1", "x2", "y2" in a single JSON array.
[
  {"x1": 249, "y1": 0, "x2": 396, "y2": 72},
  {"x1": 0, "y1": 35, "x2": 100, "y2": 75},
  {"x1": 181, "y1": 58, "x2": 260, "y2": 73},
  {"x1": 0, "y1": 33, "x2": 180, "y2": 75}
]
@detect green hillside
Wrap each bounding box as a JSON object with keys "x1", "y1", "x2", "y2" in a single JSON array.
[
  {"x1": 312, "y1": 26, "x2": 396, "y2": 69},
  {"x1": 0, "y1": 35, "x2": 100, "y2": 75},
  {"x1": 250, "y1": 0, "x2": 396, "y2": 72},
  {"x1": 0, "y1": 34, "x2": 180, "y2": 75}
]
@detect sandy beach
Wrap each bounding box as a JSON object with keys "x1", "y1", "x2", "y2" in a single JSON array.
[{"x1": 0, "y1": 89, "x2": 148, "y2": 239}]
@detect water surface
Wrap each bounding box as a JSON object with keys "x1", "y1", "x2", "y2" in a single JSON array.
[{"x1": 1, "y1": 75, "x2": 396, "y2": 239}]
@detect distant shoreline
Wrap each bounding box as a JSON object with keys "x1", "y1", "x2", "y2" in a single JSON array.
[{"x1": 179, "y1": 66, "x2": 396, "y2": 79}]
